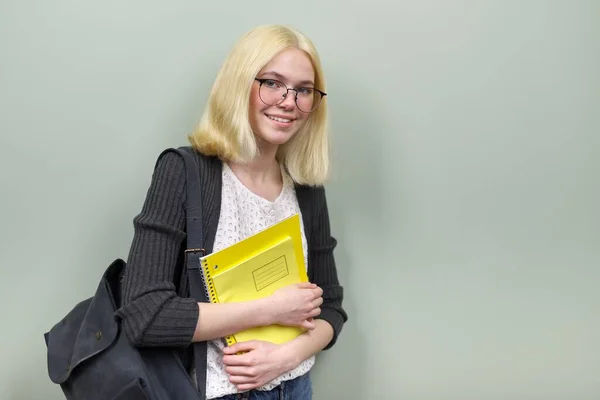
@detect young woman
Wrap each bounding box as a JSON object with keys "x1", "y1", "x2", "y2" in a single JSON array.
[{"x1": 116, "y1": 24, "x2": 347, "y2": 400}]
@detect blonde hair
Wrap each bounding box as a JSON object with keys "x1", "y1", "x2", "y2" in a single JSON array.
[{"x1": 188, "y1": 25, "x2": 330, "y2": 186}]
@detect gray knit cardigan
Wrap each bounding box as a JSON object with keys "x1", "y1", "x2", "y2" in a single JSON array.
[{"x1": 115, "y1": 149, "x2": 347, "y2": 368}]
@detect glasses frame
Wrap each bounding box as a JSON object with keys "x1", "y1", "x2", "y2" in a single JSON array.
[{"x1": 254, "y1": 78, "x2": 327, "y2": 113}]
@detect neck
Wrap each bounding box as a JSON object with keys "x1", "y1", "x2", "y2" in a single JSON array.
[{"x1": 229, "y1": 141, "x2": 280, "y2": 184}]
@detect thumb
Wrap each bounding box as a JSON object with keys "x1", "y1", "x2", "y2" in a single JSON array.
[{"x1": 224, "y1": 340, "x2": 259, "y2": 354}]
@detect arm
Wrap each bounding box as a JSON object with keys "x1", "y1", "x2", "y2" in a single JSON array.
[
  {"x1": 192, "y1": 299, "x2": 271, "y2": 342},
  {"x1": 278, "y1": 186, "x2": 347, "y2": 363},
  {"x1": 222, "y1": 187, "x2": 348, "y2": 390},
  {"x1": 222, "y1": 320, "x2": 333, "y2": 391},
  {"x1": 192, "y1": 282, "x2": 321, "y2": 342},
  {"x1": 305, "y1": 186, "x2": 348, "y2": 349},
  {"x1": 281, "y1": 319, "x2": 333, "y2": 367},
  {"x1": 115, "y1": 151, "x2": 320, "y2": 347},
  {"x1": 116, "y1": 153, "x2": 321, "y2": 347},
  {"x1": 115, "y1": 151, "x2": 197, "y2": 347}
]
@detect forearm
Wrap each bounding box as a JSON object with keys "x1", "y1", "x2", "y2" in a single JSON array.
[
  {"x1": 192, "y1": 299, "x2": 272, "y2": 342},
  {"x1": 281, "y1": 319, "x2": 334, "y2": 369}
]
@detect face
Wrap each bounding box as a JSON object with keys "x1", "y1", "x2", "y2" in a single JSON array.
[{"x1": 249, "y1": 47, "x2": 315, "y2": 149}]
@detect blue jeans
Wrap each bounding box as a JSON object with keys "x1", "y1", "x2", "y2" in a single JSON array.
[{"x1": 213, "y1": 373, "x2": 312, "y2": 400}]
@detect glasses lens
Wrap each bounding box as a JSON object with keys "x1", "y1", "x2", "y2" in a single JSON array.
[
  {"x1": 296, "y1": 89, "x2": 322, "y2": 113},
  {"x1": 259, "y1": 80, "x2": 286, "y2": 106}
]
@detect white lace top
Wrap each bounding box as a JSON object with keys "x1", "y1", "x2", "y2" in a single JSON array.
[{"x1": 198, "y1": 161, "x2": 315, "y2": 399}]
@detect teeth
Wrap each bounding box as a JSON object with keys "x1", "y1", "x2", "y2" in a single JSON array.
[{"x1": 267, "y1": 115, "x2": 292, "y2": 123}]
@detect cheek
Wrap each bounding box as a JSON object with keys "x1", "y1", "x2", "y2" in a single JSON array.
[
  {"x1": 249, "y1": 87, "x2": 264, "y2": 132},
  {"x1": 250, "y1": 86, "x2": 264, "y2": 114},
  {"x1": 296, "y1": 113, "x2": 310, "y2": 128}
]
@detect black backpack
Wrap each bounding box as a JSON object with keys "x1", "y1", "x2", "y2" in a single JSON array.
[{"x1": 44, "y1": 147, "x2": 209, "y2": 400}]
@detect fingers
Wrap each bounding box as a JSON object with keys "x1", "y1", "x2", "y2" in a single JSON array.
[
  {"x1": 228, "y1": 373, "x2": 257, "y2": 384},
  {"x1": 301, "y1": 319, "x2": 316, "y2": 330},
  {"x1": 296, "y1": 282, "x2": 317, "y2": 289},
  {"x1": 228, "y1": 373, "x2": 260, "y2": 391},
  {"x1": 222, "y1": 340, "x2": 271, "y2": 367},
  {"x1": 235, "y1": 382, "x2": 260, "y2": 391},
  {"x1": 312, "y1": 296, "x2": 323, "y2": 308},
  {"x1": 223, "y1": 341, "x2": 259, "y2": 356},
  {"x1": 310, "y1": 286, "x2": 323, "y2": 300},
  {"x1": 309, "y1": 307, "x2": 321, "y2": 318},
  {"x1": 223, "y1": 352, "x2": 255, "y2": 367},
  {"x1": 225, "y1": 365, "x2": 255, "y2": 377},
  {"x1": 296, "y1": 282, "x2": 323, "y2": 298}
]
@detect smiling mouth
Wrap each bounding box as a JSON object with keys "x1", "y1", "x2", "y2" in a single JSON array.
[{"x1": 266, "y1": 114, "x2": 294, "y2": 123}]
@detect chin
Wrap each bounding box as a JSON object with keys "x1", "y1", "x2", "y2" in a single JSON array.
[
  {"x1": 252, "y1": 116, "x2": 305, "y2": 147},
  {"x1": 256, "y1": 125, "x2": 299, "y2": 146},
  {"x1": 261, "y1": 132, "x2": 295, "y2": 146}
]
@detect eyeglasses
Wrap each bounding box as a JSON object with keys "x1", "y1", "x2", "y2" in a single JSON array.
[{"x1": 254, "y1": 78, "x2": 326, "y2": 113}]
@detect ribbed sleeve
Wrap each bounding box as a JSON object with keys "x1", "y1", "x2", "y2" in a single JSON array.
[
  {"x1": 115, "y1": 152, "x2": 199, "y2": 347},
  {"x1": 307, "y1": 187, "x2": 348, "y2": 349},
  {"x1": 113, "y1": 147, "x2": 347, "y2": 353}
]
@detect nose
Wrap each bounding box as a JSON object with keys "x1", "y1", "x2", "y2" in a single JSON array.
[{"x1": 278, "y1": 90, "x2": 297, "y2": 110}]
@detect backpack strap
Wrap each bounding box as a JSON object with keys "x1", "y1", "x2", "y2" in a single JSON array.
[{"x1": 156, "y1": 146, "x2": 208, "y2": 400}]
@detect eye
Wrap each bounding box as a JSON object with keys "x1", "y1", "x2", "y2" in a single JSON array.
[
  {"x1": 264, "y1": 79, "x2": 280, "y2": 88},
  {"x1": 296, "y1": 87, "x2": 314, "y2": 96}
]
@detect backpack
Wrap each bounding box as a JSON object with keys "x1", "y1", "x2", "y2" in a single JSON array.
[{"x1": 44, "y1": 147, "x2": 209, "y2": 400}]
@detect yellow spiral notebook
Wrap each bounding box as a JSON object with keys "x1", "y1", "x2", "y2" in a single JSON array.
[{"x1": 199, "y1": 214, "x2": 309, "y2": 346}]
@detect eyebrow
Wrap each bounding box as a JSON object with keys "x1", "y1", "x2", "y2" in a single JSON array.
[{"x1": 259, "y1": 71, "x2": 314, "y2": 86}]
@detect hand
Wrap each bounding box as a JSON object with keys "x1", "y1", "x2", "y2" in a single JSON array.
[
  {"x1": 222, "y1": 340, "x2": 295, "y2": 391},
  {"x1": 268, "y1": 283, "x2": 323, "y2": 330}
]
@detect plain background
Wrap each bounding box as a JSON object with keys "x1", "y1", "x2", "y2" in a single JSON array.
[{"x1": 1, "y1": 1, "x2": 599, "y2": 399}]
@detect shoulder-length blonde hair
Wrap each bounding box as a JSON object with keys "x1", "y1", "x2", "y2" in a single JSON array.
[{"x1": 188, "y1": 25, "x2": 330, "y2": 186}]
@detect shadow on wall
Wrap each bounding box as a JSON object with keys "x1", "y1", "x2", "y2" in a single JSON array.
[{"x1": 310, "y1": 75, "x2": 389, "y2": 399}]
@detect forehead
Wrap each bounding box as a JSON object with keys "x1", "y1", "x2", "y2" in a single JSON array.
[{"x1": 258, "y1": 48, "x2": 314, "y2": 84}]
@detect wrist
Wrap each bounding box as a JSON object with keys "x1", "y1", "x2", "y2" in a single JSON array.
[
  {"x1": 255, "y1": 297, "x2": 276, "y2": 326},
  {"x1": 279, "y1": 341, "x2": 301, "y2": 371}
]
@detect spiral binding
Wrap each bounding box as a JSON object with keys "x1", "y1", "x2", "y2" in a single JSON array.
[
  {"x1": 202, "y1": 259, "x2": 236, "y2": 346},
  {"x1": 201, "y1": 259, "x2": 217, "y2": 304}
]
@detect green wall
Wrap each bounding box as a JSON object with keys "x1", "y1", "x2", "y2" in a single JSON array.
[{"x1": 1, "y1": 1, "x2": 598, "y2": 399}]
